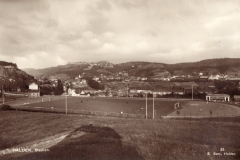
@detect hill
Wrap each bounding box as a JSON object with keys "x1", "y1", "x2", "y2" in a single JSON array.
[
  {"x1": 22, "y1": 58, "x2": 240, "y2": 79},
  {"x1": 0, "y1": 61, "x2": 34, "y2": 92}
]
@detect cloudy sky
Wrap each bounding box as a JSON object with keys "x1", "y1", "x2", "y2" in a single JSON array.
[{"x1": 0, "y1": 0, "x2": 240, "y2": 69}]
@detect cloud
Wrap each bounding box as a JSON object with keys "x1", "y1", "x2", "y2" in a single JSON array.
[
  {"x1": 13, "y1": 52, "x2": 66, "y2": 69},
  {"x1": 0, "y1": 0, "x2": 239, "y2": 69}
]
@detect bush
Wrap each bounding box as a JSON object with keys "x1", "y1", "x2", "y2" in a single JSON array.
[{"x1": 0, "y1": 104, "x2": 10, "y2": 111}]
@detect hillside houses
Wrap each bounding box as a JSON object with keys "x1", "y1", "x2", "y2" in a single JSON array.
[
  {"x1": 149, "y1": 81, "x2": 217, "y2": 97},
  {"x1": 35, "y1": 67, "x2": 240, "y2": 100}
]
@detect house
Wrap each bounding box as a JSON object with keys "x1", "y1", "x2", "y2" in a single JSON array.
[
  {"x1": 98, "y1": 92, "x2": 106, "y2": 97},
  {"x1": 68, "y1": 88, "x2": 73, "y2": 95},
  {"x1": 28, "y1": 91, "x2": 40, "y2": 98},
  {"x1": 226, "y1": 77, "x2": 240, "y2": 81},
  {"x1": 128, "y1": 93, "x2": 139, "y2": 97},
  {"x1": 206, "y1": 94, "x2": 230, "y2": 102},
  {"x1": 80, "y1": 91, "x2": 85, "y2": 95},
  {"x1": 79, "y1": 91, "x2": 90, "y2": 97},
  {"x1": 129, "y1": 86, "x2": 153, "y2": 94},
  {"x1": 199, "y1": 76, "x2": 209, "y2": 81},
  {"x1": 233, "y1": 95, "x2": 240, "y2": 102},
  {"x1": 172, "y1": 88, "x2": 184, "y2": 95},
  {"x1": 29, "y1": 82, "x2": 39, "y2": 90},
  {"x1": 209, "y1": 75, "x2": 220, "y2": 81},
  {"x1": 152, "y1": 88, "x2": 172, "y2": 96},
  {"x1": 107, "y1": 92, "x2": 113, "y2": 97},
  {"x1": 71, "y1": 90, "x2": 79, "y2": 96},
  {"x1": 152, "y1": 87, "x2": 184, "y2": 96},
  {"x1": 28, "y1": 82, "x2": 40, "y2": 97}
]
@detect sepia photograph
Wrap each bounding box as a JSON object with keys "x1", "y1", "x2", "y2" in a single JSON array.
[{"x1": 0, "y1": 0, "x2": 240, "y2": 159}]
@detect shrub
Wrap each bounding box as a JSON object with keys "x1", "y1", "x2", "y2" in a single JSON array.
[{"x1": 0, "y1": 104, "x2": 10, "y2": 111}]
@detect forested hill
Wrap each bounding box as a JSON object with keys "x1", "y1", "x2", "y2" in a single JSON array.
[
  {"x1": 22, "y1": 58, "x2": 240, "y2": 78},
  {"x1": 0, "y1": 61, "x2": 34, "y2": 91},
  {"x1": 0, "y1": 61, "x2": 17, "y2": 67}
]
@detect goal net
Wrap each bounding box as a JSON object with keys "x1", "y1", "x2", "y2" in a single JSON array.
[
  {"x1": 3, "y1": 92, "x2": 28, "y2": 97},
  {"x1": 1, "y1": 92, "x2": 28, "y2": 103},
  {"x1": 174, "y1": 102, "x2": 180, "y2": 109},
  {"x1": 42, "y1": 97, "x2": 51, "y2": 102}
]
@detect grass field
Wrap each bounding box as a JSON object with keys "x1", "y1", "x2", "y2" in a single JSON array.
[
  {"x1": 166, "y1": 101, "x2": 240, "y2": 118},
  {"x1": 0, "y1": 110, "x2": 239, "y2": 160},
  {"x1": 22, "y1": 97, "x2": 184, "y2": 118}
]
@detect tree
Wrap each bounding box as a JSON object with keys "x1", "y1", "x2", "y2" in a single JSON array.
[
  {"x1": 54, "y1": 79, "x2": 64, "y2": 95},
  {"x1": 40, "y1": 86, "x2": 54, "y2": 96},
  {"x1": 86, "y1": 78, "x2": 104, "y2": 90}
]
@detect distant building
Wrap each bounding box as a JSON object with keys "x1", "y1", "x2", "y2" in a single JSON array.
[
  {"x1": 29, "y1": 82, "x2": 39, "y2": 90},
  {"x1": 206, "y1": 94, "x2": 230, "y2": 102},
  {"x1": 128, "y1": 93, "x2": 139, "y2": 97},
  {"x1": 233, "y1": 95, "x2": 240, "y2": 102},
  {"x1": 199, "y1": 76, "x2": 209, "y2": 81},
  {"x1": 209, "y1": 75, "x2": 219, "y2": 81},
  {"x1": 98, "y1": 92, "x2": 106, "y2": 97},
  {"x1": 29, "y1": 91, "x2": 40, "y2": 98},
  {"x1": 28, "y1": 82, "x2": 40, "y2": 97},
  {"x1": 226, "y1": 77, "x2": 240, "y2": 81}
]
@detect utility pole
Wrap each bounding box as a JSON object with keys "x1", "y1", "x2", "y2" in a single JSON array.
[
  {"x1": 146, "y1": 93, "x2": 147, "y2": 119},
  {"x1": 2, "y1": 85, "x2": 4, "y2": 105},
  {"x1": 192, "y1": 84, "x2": 193, "y2": 100},
  {"x1": 153, "y1": 93, "x2": 154, "y2": 119},
  {"x1": 65, "y1": 93, "x2": 67, "y2": 114}
]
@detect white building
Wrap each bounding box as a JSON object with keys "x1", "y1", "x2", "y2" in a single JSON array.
[
  {"x1": 29, "y1": 82, "x2": 38, "y2": 90},
  {"x1": 206, "y1": 94, "x2": 230, "y2": 102},
  {"x1": 28, "y1": 82, "x2": 40, "y2": 98}
]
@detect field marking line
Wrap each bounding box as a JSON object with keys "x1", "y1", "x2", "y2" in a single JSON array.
[
  {"x1": 164, "y1": 102, "x2": 190, "y2": 116},
  {"x1": 191, "y1": 104, "x2": 199, "y2": 106}
]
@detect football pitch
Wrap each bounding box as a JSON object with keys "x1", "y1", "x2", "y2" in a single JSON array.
[
  {"x1": 23, "y1": 97, "x2": 184, "y2": 118},
  {"x1": 166, "y1": 101, "x2": 240, "y2": 118}
]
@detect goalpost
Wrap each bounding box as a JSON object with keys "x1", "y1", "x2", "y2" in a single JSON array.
[
  {"x1": 174, "y1": 102, "x2": 180, "y2": 109},
  {"x1": 2, "y1": 92, "x2": 28, "y2": 104},
  {"x1": 41, "y1": 97, "x2": 51, "y2": 102}
]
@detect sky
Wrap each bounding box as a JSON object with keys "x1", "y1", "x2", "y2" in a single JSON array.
[{"x1": 0, "y1": 0, "x2": 240, "y2": 69}]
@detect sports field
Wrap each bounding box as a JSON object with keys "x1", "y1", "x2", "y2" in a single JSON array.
[
  {"x1": 166, "y1": 101, "x2": 240, "y2": 118},
  {"x1": 22, "y1": 97, "x2": 184, "y2": 118}
]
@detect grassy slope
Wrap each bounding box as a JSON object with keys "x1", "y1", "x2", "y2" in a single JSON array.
[{"x1": 0, "y1": 111, "x2": 240, "y2": 160}]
